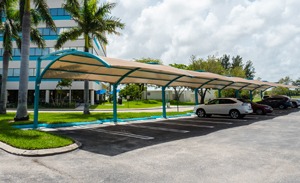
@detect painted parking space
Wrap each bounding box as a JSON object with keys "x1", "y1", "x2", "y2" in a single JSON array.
[
  {"x1": 127, "y1": 124, "x2": 190, "y2": 133},
  {"x1": 85, "y1": 128, "x2": 155, "y2": 140},
  {"x1": 49, "y1": 108, "x2": 300, "y2": 156},
  {"x1": 152, "y1": 121, "x2": 215, "y2": 128}
]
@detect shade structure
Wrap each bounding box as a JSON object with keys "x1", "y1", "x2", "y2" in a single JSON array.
[
  {"x1": 39, "y1": 49, "x2": 296, "y2": 90},
  {"x1": 170, "y1": 70, "x2": 234, "y2": 89},
  {"x1": 33, "y1": 49, "x2": 298, "y2": 128},
  {"x1": 41, "y1": 50, "x2": 193, "y2": 86}
]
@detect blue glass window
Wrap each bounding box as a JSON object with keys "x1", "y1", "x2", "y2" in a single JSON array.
[
  {"x1": 7, "y1": 68, "x2": 13, "y2": 76},
  {"x1": 29, "y1": 68, "x2": 35, "y2": 76},
  {"x1": 43, "y1": 28, "x2": 50, "y2": 35},
  {"x1": 36, "y1": 48, "x2": 42, "y2": 55},
  {"x1": 30, "y1": 48, "x2": 35, "y2": 55},
  {"x1": 50, "y1": 9, "x2": 57, "y2": 16},
  {"x1": 14, "y1": 49, "x2": 21, "y2": 56},
  {"x1": 57, "y1": 9, "x2": 64, "y2": 16},
  {"x1": 49, "y1": 29, "x2": 57, "y2": 35},
  {"x1": 13, "y1": 68, "x2": 20, "y2": 76}
]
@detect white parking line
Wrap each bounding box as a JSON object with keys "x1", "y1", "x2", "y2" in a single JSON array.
[
  {"x1": 85, "y1": 128, "x2": 154, "y2": 140},
  {"x1": 197, "y1": 121, "x2": 233, "y2": 125},
  {"x1": 190, "y1": 117, "x2": 248, "y2": 122},
  {"x1": 127, "y1": 124, "x2": 190, "y2": 133},
  {"x1": 154, "y1": 121, "x2": 214, "y2": 128}
]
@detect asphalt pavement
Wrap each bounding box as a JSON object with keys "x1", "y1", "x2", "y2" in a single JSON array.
[{"x1": 1, "y1": 108, "x2": 300, "y2": 183}]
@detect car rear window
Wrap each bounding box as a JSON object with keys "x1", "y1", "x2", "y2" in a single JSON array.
[{"x1": 220, "y1": 99, "x2": 236, "y2": 104}]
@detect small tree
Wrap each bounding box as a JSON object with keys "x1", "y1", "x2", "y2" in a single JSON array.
[
  {"x1": 188, "y1": 55, "x2": 225, "y2": 103},
  {"x1": 119, "y1": 84, "x2": 141, "y2": 101},
  {"x1": 55, "y1": 79, "x2": 72, "y2": 106}
]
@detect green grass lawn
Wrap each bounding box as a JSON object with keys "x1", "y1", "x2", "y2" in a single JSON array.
[
  {"x1": 0, "y1": 119, "x2": 73, "y2": 150},
  {"x1": 0, "y1": 110, "x2": 192, "y2": 150},
  {"x1": 90, "y1": 100, "x2": 163, "y2": 109},
  {"x1": 10, "y1": 111, "x2": 192, "y2": 125}
]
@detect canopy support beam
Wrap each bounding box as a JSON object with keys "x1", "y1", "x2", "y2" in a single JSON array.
[
  {"x1": 194, "y1": 79, "x2": 217, "y2": 104},
  {"x1": 220, "y1": 81, "x2": 235, "y2": 90},
  {"x1": 162, "y1": 75, "x2": 184, "y2": 118},
  {"x1": 113, "y1": 68, "x2": 140, "y2": 123},
  {"x1": 33, "y1": 57, "x2": 42, "y2": 129},
  {"x1": 250, "y1": 91, "x2": 253, "y2": 101},
  {"x1": 194, "y1": 88, "x2": 199, "y2": 105},
  {"x1": 237, "y1": 83, "x2": 252, "y2": 91}
]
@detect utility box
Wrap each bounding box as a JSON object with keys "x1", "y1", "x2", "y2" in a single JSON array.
[{"x1": 167, "y1": 102, "x2": 170, "y2": 108}]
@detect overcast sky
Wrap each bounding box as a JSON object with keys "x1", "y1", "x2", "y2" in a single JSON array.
[{"x1": 106, "y1": 0, "x2": 300, "y2": 82}]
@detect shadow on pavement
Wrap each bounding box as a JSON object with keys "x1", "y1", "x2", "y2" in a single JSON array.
[{"x1": 51, "y1": 108, "x2": 300, "y2": 156}]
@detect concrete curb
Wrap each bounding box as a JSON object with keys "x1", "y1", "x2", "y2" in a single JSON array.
[{"x1": 0, "y1": 140, "x2": 81, "y2": 156}]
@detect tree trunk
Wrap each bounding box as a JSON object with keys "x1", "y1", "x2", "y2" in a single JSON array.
[
  {"x1": 83, "y1": 79, "x2": 90, "y2": 114},
  {"x1": 15, "y1": 9, "x2": 30, "y2": 121},
  {"x1": 83, "y1": 36, "x2": 90, "y2": 114},
  {"x1": 0, "y1": 51, "x2": 10, "y2": 114},
  {"x1": 199, "y1": 88, "x2": 208, "y2": 104}
]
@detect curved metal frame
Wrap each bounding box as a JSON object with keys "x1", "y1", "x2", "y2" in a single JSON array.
[{"x1": 33, "y1": 50, "x2": 111, "y2": 128}]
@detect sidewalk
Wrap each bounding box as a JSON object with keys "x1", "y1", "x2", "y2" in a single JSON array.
[{"x1": 7, "y1": 105, "x2": 194, "y2": 113}]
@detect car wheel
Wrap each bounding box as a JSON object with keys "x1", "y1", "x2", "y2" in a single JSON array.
[
  {"x1": 229, "y1": 110, "x2": 240, "y2": 119},
  {"x1": 196, "y1": 109, "x2": 206, "y2": 118},
  {"x1": 256, "y1": 109, "x2": 263, "y2": 115},
  {"x1": 279, "y1": 104, "x2": 285, "y2": 109}
]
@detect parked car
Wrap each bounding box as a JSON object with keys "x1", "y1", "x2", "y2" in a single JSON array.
[
  {"x1": 257, "y1": 95, "x2": 292, "y2": 109},
  {"x1": 290, "y1": 98, "x2": 300, "y2": 108},
  {"x1": 194, "y1": 98, "x2": 253, "y2": 119},
  {"x1": 237, "y1": 98, "x2": 273, "y2": 115}
]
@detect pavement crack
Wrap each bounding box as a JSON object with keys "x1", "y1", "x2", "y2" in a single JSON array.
[{"x1": 32, "y1": 159, "x2": 76, "y2": 180}]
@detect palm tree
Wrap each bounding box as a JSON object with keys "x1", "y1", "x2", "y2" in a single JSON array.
[
  {"x1": 15, "y1": 0, "x2": 55, "y2": 120},
  {"x1": 55, "y1": 0, "x2": 124, "y2": 114},
  {"x1": 0, "y1": 0, "x2": 21, "y2": 114}
]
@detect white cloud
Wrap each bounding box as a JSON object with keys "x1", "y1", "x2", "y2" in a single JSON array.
[{"x1": 107, "y1": 0, "x2": 300, "y2": 82}]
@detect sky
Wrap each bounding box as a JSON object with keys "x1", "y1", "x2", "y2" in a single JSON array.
[{"x1": 106, "y1": 0, "x2": 300, "y2": 82}]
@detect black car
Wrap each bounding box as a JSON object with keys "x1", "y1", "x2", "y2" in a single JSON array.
[
  {"x1": 238, "y1": 98, "x2": 273, "y2": 115},
  {"x1": 257, "y1": 95, "x2": 292, "y2": 109}
]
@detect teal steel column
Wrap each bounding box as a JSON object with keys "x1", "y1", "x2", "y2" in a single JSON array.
[
  {"x1": 112, "y1": 68, "x2": 140, "y2": 123},
  {"x1": 33, "y1": 57, "x2": 42, "y2": 129},
  {"x1": 195, "y1": 88, "x2": 199, "y2": 105},
  {"x1": 235, "y1": 90, "x2": 239, "y2": 98},
  {"x1": 113, "y1": 84, "x2": 118, "y2": 122},
  {"x1": 218, "y1": 89, "x2": 221, "y2": 98},
  {"x1": 250, "y1": 91, "x2": 253, "y2": 101},
  {"x1": 260, "y1": 90, "x2": 263, "y2": 99},
  {"x1": 161, "y1": 75, "x2": 185, "y2": 118},
  {"x1": 162, "y1": 86, "x2": 166, "y2": 118}
]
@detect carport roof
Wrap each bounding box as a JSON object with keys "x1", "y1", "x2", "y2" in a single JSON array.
[{"x1": 39, "y1": 49, "x2": 295, "y2": 90}]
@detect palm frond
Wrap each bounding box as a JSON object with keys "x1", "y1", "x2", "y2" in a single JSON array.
[
  {"x1": 3, "y1": 21, "x2": 13, "y2": 55},
  {"x1": 33, "y1": 0, "x2": 56, "y2": 31},
  {"x1": 94, "y1": 32, "x2": 108, "y2": 45},
  {"x1": 55, "y1": 28, "x2": 82, "y2": 50},
  {"x1": 30, "y1": 9, "x2": 41, "y2": 26},
  {"x1": 30, "y1": 27, "x2": 45, "y2": 49},
  {"x1": 63, "y1": 0, "x2": 80, "y2": 19},
  {"x1": 95, "y1": 2, "x2": 116, "y2": 17}
]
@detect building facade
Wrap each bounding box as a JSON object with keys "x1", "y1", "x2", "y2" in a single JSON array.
[{"x1": 0, "y1": 0, "x2": 106, "y2": 106}]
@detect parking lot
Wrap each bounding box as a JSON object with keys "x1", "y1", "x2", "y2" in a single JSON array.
[
  {"x1": 46, "y1": 108, "x2": 298, "y2": 156},
  {"x1": 1, "y1": 108, "x2": 300, "y2": 182}
]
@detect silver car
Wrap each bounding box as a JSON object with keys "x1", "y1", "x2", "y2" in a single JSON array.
[{"x1": 194, "y1": 98, "x2": 253, "y2": 119}]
